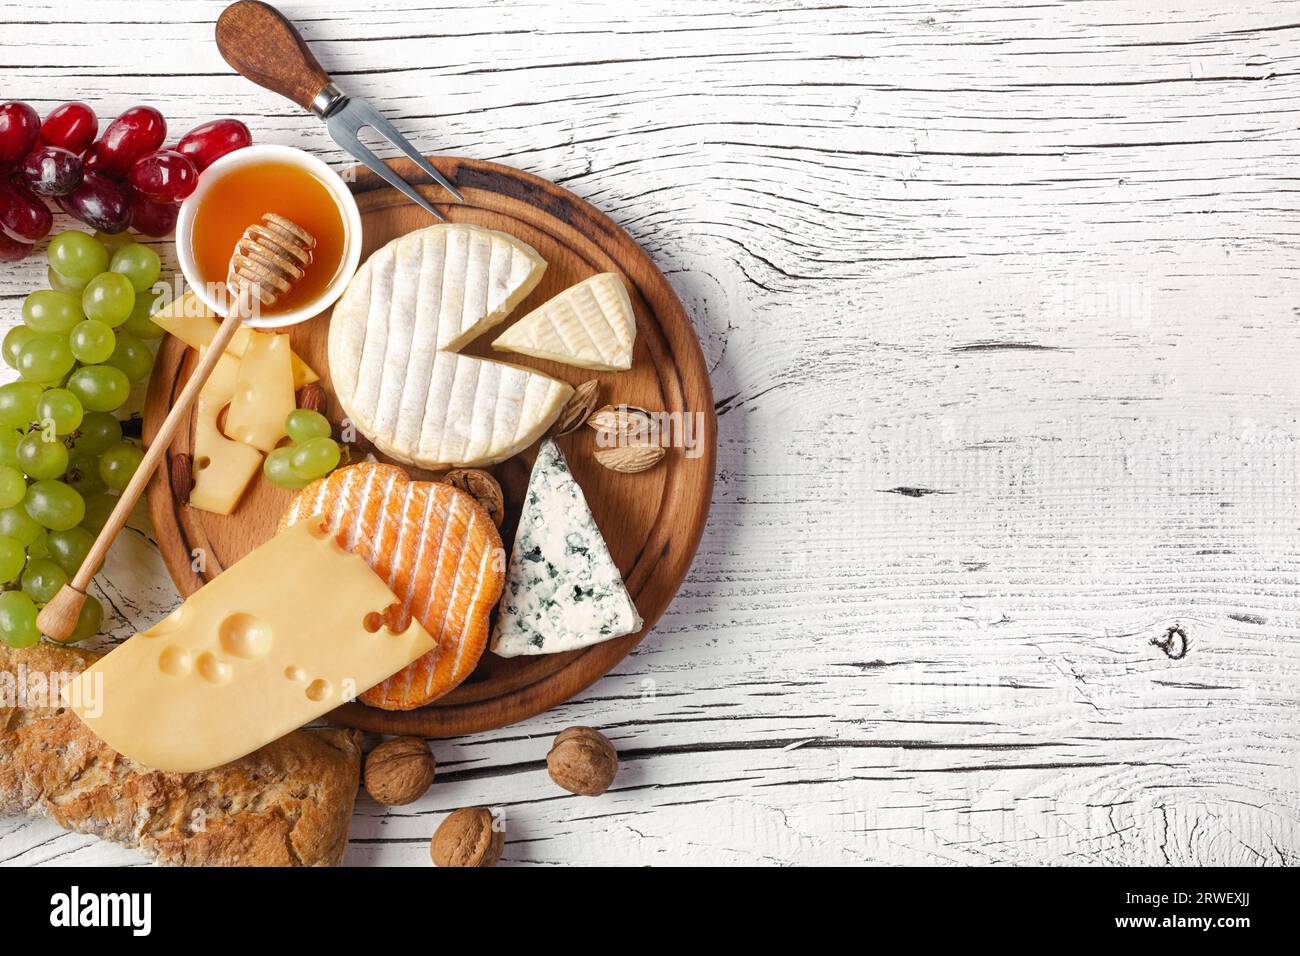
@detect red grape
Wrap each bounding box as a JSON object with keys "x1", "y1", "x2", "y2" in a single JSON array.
[
  {"x1": 0, "y1": 230, "x2": 33, "y2": 263},
  {"x1": 175, "y1": 118, "x2": 251, "y2": 171},
  {"x1": 56, "y1": 170, "x2": 131, "y2": 233},
  {"x1": 20, "y1": 145, "x2": 83, "y2": 197},
  {"x1": 40, "y1": 102, "x2": 98, "y2": 154},
  {"x1": 0, "y1": 102, "x2": 40, "y2": 167},
  {"x1": 0, "y1": 176, "x2": 52, "y2": 242},
  {"x1": 91, "y1": 106, "x2": 166, "y2": 178},
  {"x1": 124, "y1": 186, "x2": 178, "y2": 237},
  {"x1": 128, "y1": 148, "x2": 197, "y2": 203}
]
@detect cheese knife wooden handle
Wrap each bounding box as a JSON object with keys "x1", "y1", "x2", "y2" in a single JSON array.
[{"x1": 215, "y1": 1, "x2": 332, "y2": 112}]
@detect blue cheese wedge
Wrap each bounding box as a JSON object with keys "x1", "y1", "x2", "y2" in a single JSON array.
[{"x1": 492, "y1": 440, "x2": 643, "y2": 656}]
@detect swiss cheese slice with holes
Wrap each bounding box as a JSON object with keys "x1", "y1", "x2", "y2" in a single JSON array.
[
  {"x1": 493, "y1": 273, "x2": 636, "y2": 371},
  {"x1": 68, "y1": 520, "x2": 435, "y2": 772},
  {"x1": 329, "y1": 223, "x2": 569, "y2": 468},
  {"x1": 280, "y1": 462, "x2": 505, "y2": 710},
  {"x1": 188, "y1": 348, "x2": 262, "y2": 515}
]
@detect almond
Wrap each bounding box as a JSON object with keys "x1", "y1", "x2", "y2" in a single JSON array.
[{"x1": 594, "y1": 443, "x2": 665, "y2": 474}]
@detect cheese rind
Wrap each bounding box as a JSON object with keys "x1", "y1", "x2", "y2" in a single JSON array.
[
  {"x1": 152, "y1": 291, "x2": 318, "y2": 389},
  {"x1": 224, "y1": 331, "x2": 295, "y2": 453},
  {"x1": 189, "y1": 349, "x2": 263, "y2": 515},
  {"x1": 491, "y1": 440, "x2": 642, "y2": 657},
  {"x1": 69, "y1": 521, "x2": 435, "y2": 773},
  {"x1": 492, "y1": 273, "x2": 636, "y2": 371}
]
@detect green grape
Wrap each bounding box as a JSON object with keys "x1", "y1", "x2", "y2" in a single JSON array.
[
  {"x1": 16, "y1": 432, "x2": 69, "y2": 481},
  {"x1": 24, "y1": 479, "x2": 85, "y2": 531},
  {"x1": 73, "y1": 411, "x2": 122, "y2": 455},
  {"x1": 27, "y1": 532, "x2": 48, "y2": 559},
  {"x1": 47, "y1": 266, "x2": 90, "y2": 295},
  {"x1": 69, "y1": 594, "x2": 103, "y2": 643},
  {"x1": 0, "y1": 465, "x2": 25, "y2": 510},
  {"x1": 36, "y1": 388, "x2": 84, "y2": 436},
  {"x1": 0, "y1": 504, "x2": 42, "y2": 545},
  {"x1": 94, "y1": 230, "x2": 133, "y2": 254},
  {"x1": 16, "y1": 334, "x2": 75, "y2": 384},
  {"x1": 46, "y1": 526, "x2": 94, "y2": 577},
  {"x1": 67, "y1": 365, "x2": 130, "y2": 413},
  {"x1": 286, "y1": 408, "x2": 332, "y2": 443},
  {"x1": 47, "y1": 231, "x2": 109, "y2": 283},
  {"x1": 0, "y1": 535, "x2": 24, "y2": 584},
  {"x1": 2, "y1": 326, "x2": 37, "y2": 370},
  {"x1": 122, "y1": 291, "x2": 165, "y2": 340},
  {"x1": 290, "y1": 437, "x2": 341, "y2": 480},
  {"x1": 99, "y1": 442, "x2": 143, "y2": 492},
  {"x1": 69, "y1": 319, "x2": 116, "y2": 365},
  {"x1": 0, "y1": 591, "x2": 40, "y2": 648},
  {"x1": 65, "y1": 452, "x2": 106, "y2": 497},
  {"x1": 80, "y1": 493, "x2": 116, "y2": 533},
  {"x1": 0, "y1": 381, "x2": 42, "y2": 428},
  {"x1": 110, "y1": 243, "x2": 161, "y2": 293},
  {"x1": 21, "y1": 557, "x2": 68, "y2": 604},
  {"x1": 107, "y1": 332, "x2": 153, "y2": 383},
  {"x1": 22, "y1": 290, "x2": 83, "y2": 335},
  {"x1": 0, "y1": 430, "x2": 19, "y2": 470},
  {"x1": 81, "y1": 272, "x2": 135, "y2": 328},
  {"x1": 263, "y1": 446, "x2": 310, "y2": 490}
]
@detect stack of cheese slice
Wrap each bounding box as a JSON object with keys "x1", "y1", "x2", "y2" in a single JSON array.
[
  {"x1": 329, "y1": 224, "x2": 573, "y2": 469},
  {"x1": 153, "y1": 292, "x2": 315, "y2": 515},
  {"x1": 492, "y1": 440, "x2": 642, "y2": 657},
  {"x1": 492, "y1": 273, "x2": 636, "y2": 371}
]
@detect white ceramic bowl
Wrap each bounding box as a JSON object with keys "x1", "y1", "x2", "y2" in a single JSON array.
[{"x1": 175, "y1": 144, "x2": 362, "y2": 330}]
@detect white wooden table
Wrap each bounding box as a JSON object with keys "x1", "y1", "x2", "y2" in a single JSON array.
[{"x1": 2, "y1": 0, "x2": 1299, "y2": 866}]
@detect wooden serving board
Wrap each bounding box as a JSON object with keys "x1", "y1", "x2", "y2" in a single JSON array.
[{"x1": 143, "y1": 155, "x2": 715, "y2": 736}]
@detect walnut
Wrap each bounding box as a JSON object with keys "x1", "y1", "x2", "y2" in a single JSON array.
[
  {"x1": 546, "y1": 726, "x2": 618, "y2": 796},
  {"x1": 441, "y1": 468, "x2": 505, "y2": 527},
  {"x1": 363, "y1": 737, "x2": 435, "y2": 806},
  {"x1": 430, "y1": 807, "x2": 503, "y2": 867}
]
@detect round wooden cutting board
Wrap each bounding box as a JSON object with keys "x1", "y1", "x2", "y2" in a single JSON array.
[{"x1": 143, "y1": 155, "x2": 715, "y2": 736}]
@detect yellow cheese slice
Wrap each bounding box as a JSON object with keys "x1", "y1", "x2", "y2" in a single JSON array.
[
  {"x1": 68, "y1": 520, "x2": 436, "y2": 773},
  {"x1": 492, "y1": 273, "x2": 636, "y2": 371},
  {"x1": 152, "y1": 291, "x2": 319, "y2": 389},
  {"x1": 189, "y1": 349, "x2": 263, "y2": 515},
  {"x1": 224, "y1": 331, "x2": 295, "y2": 453}
]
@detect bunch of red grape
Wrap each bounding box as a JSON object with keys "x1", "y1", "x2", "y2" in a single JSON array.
[{"x1": 0, "y1": 101, "x2": 251, "y2": 261}]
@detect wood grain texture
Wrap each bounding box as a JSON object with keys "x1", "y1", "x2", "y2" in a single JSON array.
[
  {"x1": 142, "y1": 154, "x2": 716, "y2": 736},
  {"x1": 3, "y1": 0, "x2": 1300, "y2": 866}
]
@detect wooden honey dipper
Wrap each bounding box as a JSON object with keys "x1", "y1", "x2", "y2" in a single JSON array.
[{"x1": 38, "y1": 214, "x2": 316, "y2": 642}]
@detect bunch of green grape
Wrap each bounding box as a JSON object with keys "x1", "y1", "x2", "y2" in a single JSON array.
[
  {"x1": 0, "y1": 229, "x2": 163, "y2": 648},
  {"x1": 264, "y1": 409, "x2": 341, "y2": 490}
]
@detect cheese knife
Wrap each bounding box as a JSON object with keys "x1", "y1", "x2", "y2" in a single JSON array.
[{"x1": 214, "y1": 0, "x2": 464, "y2": 220}]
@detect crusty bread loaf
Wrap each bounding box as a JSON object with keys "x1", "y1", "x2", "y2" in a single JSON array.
[{"x1": 0, "y1": 642, "x2": 361, "y2": 866}]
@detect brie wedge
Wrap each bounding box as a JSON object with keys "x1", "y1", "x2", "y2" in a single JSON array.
[
  {"x1": 493, "y1": 273, "x2": 636, "y2": 371},
  {"x1": 492, "y1": 440, "x2": 642, "y2": 657},
  {"x1": 329, "y1": 223, "x2": 569, "y2": 468}
]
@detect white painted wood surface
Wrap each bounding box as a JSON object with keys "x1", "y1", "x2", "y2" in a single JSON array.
[{"x1": 2, "y1": 0, "x2": 1300, "y2": 866}]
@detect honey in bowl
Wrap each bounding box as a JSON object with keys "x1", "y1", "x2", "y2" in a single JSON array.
[{"x1": 189, "y1": 159, "x2": 347, "y2": 316}]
